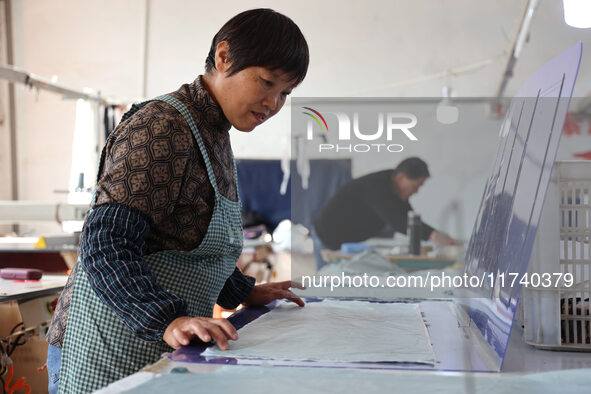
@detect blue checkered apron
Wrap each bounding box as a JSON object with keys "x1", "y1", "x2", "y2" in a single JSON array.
[{"x1": 58, "y1": 95, "x2": 243, "y2": 393}]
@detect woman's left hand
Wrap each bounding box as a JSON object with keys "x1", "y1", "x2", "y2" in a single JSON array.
[{"x1": 244, "y1": 281, "x2": 306, "y2": 307}]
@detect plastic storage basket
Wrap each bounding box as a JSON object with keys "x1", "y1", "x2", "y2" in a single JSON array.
[{"x1": 522, "y1": 160, "x2": 591, "y2": 350}]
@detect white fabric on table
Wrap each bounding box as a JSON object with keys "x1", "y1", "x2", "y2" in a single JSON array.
[{"x1": 204, "y1": 299, "x2": 435, "y2": 365}]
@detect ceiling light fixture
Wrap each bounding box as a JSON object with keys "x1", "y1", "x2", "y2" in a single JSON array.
[{"x1": 563, "y1": 0, "x2": 591, "y2": 28}]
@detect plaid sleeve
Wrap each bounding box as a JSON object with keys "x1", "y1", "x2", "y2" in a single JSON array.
[
  {"x1": 216, "y1": 267, "x2": 256, "y2": 310},
  {"x1": 80, "y1": 203, "x2": 187, "y2": 342}
]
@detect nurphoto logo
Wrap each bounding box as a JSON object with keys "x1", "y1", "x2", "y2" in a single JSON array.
[{"x1": 302, "y1": 106, "x2": 418, "y2": 153}]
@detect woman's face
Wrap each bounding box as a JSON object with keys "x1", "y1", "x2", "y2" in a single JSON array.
[
  {"x1": 215, "y1": 66, "x2": 295, "y2": 132},
  {"x1": 204, "y1": 41, "x2": 298, "y2": 132}
]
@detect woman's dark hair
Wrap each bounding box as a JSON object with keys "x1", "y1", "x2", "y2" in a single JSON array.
[
  {"x1": 394, "y1": 157, "x2": 430, "y2": 179},
  {"x1": 205, "y1": 9, "x2": 309, "y2": 85}
]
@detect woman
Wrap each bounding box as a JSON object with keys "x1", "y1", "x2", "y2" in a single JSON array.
[{"x1": 46, "y1": 9, "x2": 309, "y2": 393}]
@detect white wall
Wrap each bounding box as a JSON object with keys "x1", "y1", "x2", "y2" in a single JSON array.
[
  {"x1": 145, "y1": 0, "x2": 521, "y2": 160},
  {"x1": 3, "y1": 0, "x2": 591, "y2": 236},
  {"x1": 8, "y1": 0, "x2": 146, "y2": 233}
]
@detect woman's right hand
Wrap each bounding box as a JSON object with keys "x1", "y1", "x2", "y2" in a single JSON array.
[{"x1": 163, "y1": 316, "x2": 238, "y2": 350}]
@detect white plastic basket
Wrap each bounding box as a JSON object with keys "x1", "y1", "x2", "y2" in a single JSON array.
[{"x1": 522, "y1": 160, "x2": 591, "y2": 350}]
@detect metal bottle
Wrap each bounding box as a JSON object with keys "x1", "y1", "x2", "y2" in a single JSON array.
[{"x1": 408, "y1": 211, "x2": 422, "y2": 255}]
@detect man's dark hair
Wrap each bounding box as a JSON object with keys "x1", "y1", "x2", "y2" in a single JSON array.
[
  {"x1": 205, "y1": 9, "x2": 309, "y2": 85},
  {"x1": 393, "y1": 157, "x2": 430, "y2": 179}
]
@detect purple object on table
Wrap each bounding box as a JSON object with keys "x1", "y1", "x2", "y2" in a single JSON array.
[{"x1": 0, "y1": 267, "x2": 43, "y2": 280}]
